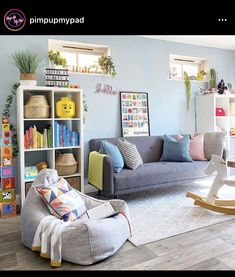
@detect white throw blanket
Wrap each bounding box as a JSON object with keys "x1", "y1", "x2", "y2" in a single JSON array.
[{"x1": 32, "y1": 215, "x2": 71, "y2": 267}]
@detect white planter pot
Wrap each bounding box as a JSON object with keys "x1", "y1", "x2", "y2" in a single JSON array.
[
  {"x1": 20, "y1": 80, "x2": 37, "y2": 86},
  {"x1": 49, "y1": 62, "x2": 64, "y2": 69}
]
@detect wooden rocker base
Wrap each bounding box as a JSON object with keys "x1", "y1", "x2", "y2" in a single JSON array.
[{"x1": 186, "y1": 192, "x2": 235, "y2": 215}]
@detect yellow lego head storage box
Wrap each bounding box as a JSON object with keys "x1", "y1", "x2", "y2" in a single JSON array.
[{"x1": 56, "y1": 97, "x2": 75, "y2": 118}]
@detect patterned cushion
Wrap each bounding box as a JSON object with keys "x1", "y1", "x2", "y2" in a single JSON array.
[
  {"x1": 37, "y1": 178, "x2": 86, "y2": 222},
  {"x1": 117, "y1": 139, "x2": 143, "y2": 170}
]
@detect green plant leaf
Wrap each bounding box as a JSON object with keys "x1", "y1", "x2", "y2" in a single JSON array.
[
  {"x1": 184, "y1": 72, "x2": 191, "y2": 112},
  {"x1": 9, "y1": 50, "x2": 43, "y2": 74}
]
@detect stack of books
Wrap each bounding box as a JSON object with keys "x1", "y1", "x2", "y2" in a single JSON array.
[
  {"x1": 45, "y1": 68, "x2": 69, "y2": 87},
  {"x1": 54, "y1": 121, "x2": 79, "y2": 147},
  {"x1": 24, "y1": 125, "x2": 53, "y2": 149}
]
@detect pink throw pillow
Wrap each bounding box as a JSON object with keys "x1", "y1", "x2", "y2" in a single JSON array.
[{"x1": 176, "y1": 134, "x2": 206, "y2": 161}]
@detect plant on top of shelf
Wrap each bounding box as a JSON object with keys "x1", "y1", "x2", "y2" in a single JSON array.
[
  {"x1": 209, "y1": 68, "x2": 217, "y2": 88},
  {"x1": 9, "y1": 50, "x2": 44, "y2": 86},
  {"x1": 184, "y1": 71, "x2": 191, "y2": 112},
  {"x1": 48, "y1": 50, "x2": 67, "y2": 68},
  {"x1": 196, "y1": 70, "x2": 207, "y2": 81},
  {"x1": 98, "y1": 55, "x2": 116, "y2": 77}
]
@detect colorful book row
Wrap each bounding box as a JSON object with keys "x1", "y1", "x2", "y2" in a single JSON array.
[
  {"x1": 24, "y1": 125, "x2": 53, "y2": 149},
  {"x1": 54, "y1": 122, "x2": 79, "y2": 147}
]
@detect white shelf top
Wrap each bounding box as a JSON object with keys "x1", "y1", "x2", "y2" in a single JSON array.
[
  {"x1": 24, "y1": 172, "x2": 81, "y2": 182},
  {"x1": 24, "y1": 178, "x2": 37, "y2": 182},
  {"x1": 24, "y1": 148, "x2": 53, "y2": 152},
  {"x1": 18, "y1": 85, "x2": 83, "y2": 93},
  {"x1": 55, "y1": 118, "x2": 81, "y2": 121},
  {"x1": 60, "y1": 173, "x2": 81, "y2": 178},
  {"x1": 24, "y1": 118, "x2": 53, "y2": 121},
  {"x1": 69, "y1": 72, "x2": 112, "y2": 77},
  {"x1": 54, "y1": 146, "x2": 81, "y2": 150}
]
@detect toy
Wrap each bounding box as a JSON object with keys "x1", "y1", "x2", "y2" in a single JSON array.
[
  {"x1": 68, "y1": 84, "x2": 80, "y2": 88},
  {"x1": 56, "y1": 97, "x2": 75, "y2": 118},
  {"x1": 0, "y1": 117, "x2": 16, "y2": 218},
  {"x1": 37, "y1": 162, "x2": 48, "y2": 171},
  {"x1": 187, "y1": 155, "x2": 235, "y2": 214},
  {"x1": 25, "y1": 166, "x2": 38, "y2": 180}
]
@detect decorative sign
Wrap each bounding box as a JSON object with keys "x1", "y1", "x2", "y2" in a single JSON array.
[
  {"x1": 45, "y1": 68, "x2": 69, "y2": 87},
  {"x1": 120, "y1": 91, "x2": 150, "y2": 137},
  {"x1": 95, "y1": 83, "x2": 120, "y2": 95}
]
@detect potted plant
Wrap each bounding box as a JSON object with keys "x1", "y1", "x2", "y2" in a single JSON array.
[
  {"x1": 9, "y1": 50, "x2": 43, "y2": 86},
  {"x1": 209, "y1": 68, "x2": 217, "y2": 89},
  {"x1": 48, "y1": 50, "x2": 67, "y2": 68},
  {"x1": 98, "y1": 55, "x2": 116, "y2": 77},
  {"x1": 184, "y1": 71, "x2": 191, "y2": 112}
]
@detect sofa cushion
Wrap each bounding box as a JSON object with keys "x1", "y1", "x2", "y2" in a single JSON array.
[
  {"x1": 177, "y1": 134, "x2": 206, "y2": 161},
  {"x1": 113, "y1": 161, "x2": 208, "y2": 192},
  {"x1": 160, "y1": 134, "x2": 192, "y2": 162},
  {"x1": 89, "y1": 136, "x2": 164, "y2": 163},
  {"x1": 203, "y1": 132, "x2": 226, "y2": 160},
  {"x1": 117, "y1": 139, "x2": 143, "y2": 169},
  {"x1": 100, "y1": 140, "x2": 124, "y2": 173}
]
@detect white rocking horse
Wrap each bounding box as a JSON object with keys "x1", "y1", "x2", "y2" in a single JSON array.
[{"x1": 186, "y1": 154, "x2": 235, "y2": 214}]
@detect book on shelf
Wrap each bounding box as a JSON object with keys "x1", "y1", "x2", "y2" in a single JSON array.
[
  {"x1": 54, "y1": 121, "x2": 79, "y2": 148},
  {"x1": 24, "y1": 125, "x2": 53, "y2": 149}
]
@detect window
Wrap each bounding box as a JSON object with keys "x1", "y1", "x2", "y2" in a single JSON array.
[
  {"x1": 48, "y1": 39, "x2": 110, "y2": 74},
  {"x1": 169, "y1": 54, "x2": 208, "y2": 81}
]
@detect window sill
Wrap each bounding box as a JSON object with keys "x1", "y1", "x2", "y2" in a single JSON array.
[
  {"x1": 69, "y1": 72, "x2": 112, "y2": 77},
  {"x1": 167, "y1": 78, "x2": 208, "y2": 83}
]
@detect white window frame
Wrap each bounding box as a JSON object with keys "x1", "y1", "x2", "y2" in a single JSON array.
[
  {"x1": 169, "y1": 54, "x2": 208, "y2": 81},
  {"x1": 48, "y1": 39, "x2": 110, "y2": 74}
]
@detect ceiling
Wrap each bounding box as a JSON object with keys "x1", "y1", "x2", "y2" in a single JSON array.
[{"x1": 142, "y1": 36, "x2": 235, "y2": 51}]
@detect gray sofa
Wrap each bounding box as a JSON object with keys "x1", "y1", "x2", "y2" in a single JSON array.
[{"x1": 89, "y1": 132, "x2": 227, "y2": 198}]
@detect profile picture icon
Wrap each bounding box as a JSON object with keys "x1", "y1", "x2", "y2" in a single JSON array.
[{"x1": 4, "y1": 9, "x2": 26, "y2": 31}]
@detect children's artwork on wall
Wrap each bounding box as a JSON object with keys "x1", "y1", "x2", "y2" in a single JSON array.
[{"x1": 120, "y1": 91, "x2": 150, "y2": 137}]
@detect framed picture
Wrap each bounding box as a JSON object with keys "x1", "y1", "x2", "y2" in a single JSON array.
[{"x1": 120, "y1": 91, "x2": 150, "y2": 137}]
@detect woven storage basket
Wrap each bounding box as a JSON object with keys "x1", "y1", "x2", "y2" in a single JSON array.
[
  {"x1": 55, "y1": 153, "x2": 77, "y2": 176},
  {"x1": 24, "y1": 95, "x2": 50, "y2": 118}
]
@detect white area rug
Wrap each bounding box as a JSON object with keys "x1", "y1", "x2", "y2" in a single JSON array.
[{"x1": 121, "y1": 177, "x2": 235, "y2": 246}]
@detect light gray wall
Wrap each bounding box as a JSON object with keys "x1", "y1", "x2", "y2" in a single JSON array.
[{"x1": 1, "y1": 35, "x2": 235, "y2": 189}]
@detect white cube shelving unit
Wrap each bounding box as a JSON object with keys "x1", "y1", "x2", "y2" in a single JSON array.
[
  {"x1": 17, "y1": 86, "x2": 84, "y2": 208},
  {"x1": 196, "y1": 94, "x2": 235, "y2": 162}
]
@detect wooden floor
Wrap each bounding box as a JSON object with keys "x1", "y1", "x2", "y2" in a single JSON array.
[{"x1": 1, "y1": 216, "x2": 235, "y2": 270}]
